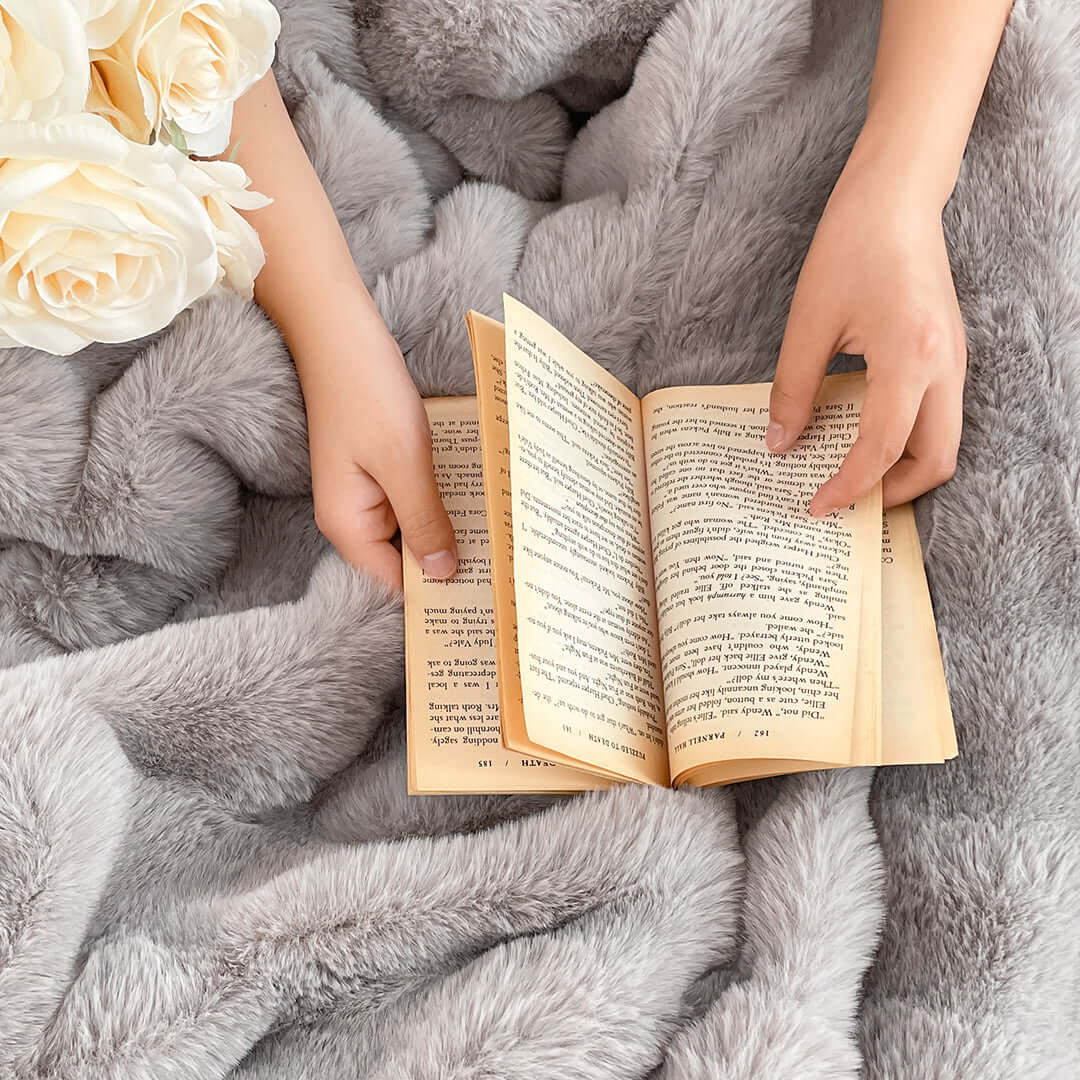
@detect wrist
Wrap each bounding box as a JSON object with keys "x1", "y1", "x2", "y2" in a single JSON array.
[
  {"x1": 265, "y1": 269, "x2": 387, "y2": 373},
  {"x1": 842, "y1": 117, "x2": 961, "y2": 216}
]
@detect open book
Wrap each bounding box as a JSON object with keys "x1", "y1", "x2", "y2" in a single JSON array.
[{"x1": 404, "y1": 296, "x2": 956, "y2": 793}]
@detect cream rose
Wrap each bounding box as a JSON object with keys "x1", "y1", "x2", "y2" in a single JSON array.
[
  {"x1": 0, "y1": 1, "x2": 91, "y2": 122},
  {"x1": 179, "y1": 157, "x2": 269, "y2": 298},
  {"x1": 81, "y1": 0, "x2": 144, "y2": 51},
  {"x1": 87, "y1": 0, "x2": 280, "y2": 155},
  {"x1": 0, "y1": 114, "x2": 222, "y2": 355}
]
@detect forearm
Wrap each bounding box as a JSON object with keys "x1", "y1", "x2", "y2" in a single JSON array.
[
  {"x1": 848, "y1": 0, "x2": 1013, "y2": 209},
  {"x1": 772, "y1": 0, "x2": 1012, "y2": 510},
  {"x1": 225, "y1": 71, "x2": 384, "y2": 377},
  {"x1": 217, "y1": 72, "x2": 456, "y2": 585}
]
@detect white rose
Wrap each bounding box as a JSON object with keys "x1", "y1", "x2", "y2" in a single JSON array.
[
  {"x1": 81, "y1": 0, "x2": 144, "y2": 51},
  {"x1": 0, "y1": 115, "x2": 221, "y2": 355},
  {"x1": 179, "y1": 157, "x2": 269, "y2": 298},
  {"x1": 0, "y1": 1, "x2": 91, "y2": 122},
  {"x1": 87, "y1": 0, "x2": 280, "y2": 155}
]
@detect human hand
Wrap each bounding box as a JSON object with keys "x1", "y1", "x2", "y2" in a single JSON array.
[
  {"x1": 296, "y1": 289, "x2": 457, "y2": 590},
  {"x1": 224, "y1": 73, "x2": 456, "y2": 590},
  {"x1": 767, "y1": 151, "x2": 967, "y2": 515}
]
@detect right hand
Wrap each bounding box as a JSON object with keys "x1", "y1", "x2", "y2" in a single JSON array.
[
  {"x1": 767, "y1": 151, "x2": 966, "y2": 514},
  {"x1": 297, "y1": 308, "x2": 457, "y2": 591}
]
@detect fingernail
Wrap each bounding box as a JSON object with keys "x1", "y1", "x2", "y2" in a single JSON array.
[
  {"x1": 809, "y1": 499, "x2": 833, "y2": 518},
  {"x1": 421, "y1": 550, "x2": 457, "y2": 579},
  {"x1": 765, "y1": 422, "x2": 786, "y2": 451}
]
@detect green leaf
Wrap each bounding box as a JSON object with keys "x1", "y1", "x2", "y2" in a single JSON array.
[
  {"x1": 226, "y1": 137, "x2": 245, "y2": 164},
  {"x1": 161, "y1": 118, "x2": 188, "y2": 155}
]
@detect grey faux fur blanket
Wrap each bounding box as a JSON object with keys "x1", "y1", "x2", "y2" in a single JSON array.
[{"x1": 1, "y1": 0, "x2": 1077, "y2": 1076}]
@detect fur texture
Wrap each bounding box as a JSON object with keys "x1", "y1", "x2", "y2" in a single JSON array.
[{"x1": 0, "y1": 0, "x2": 1076, "y2": 1075}]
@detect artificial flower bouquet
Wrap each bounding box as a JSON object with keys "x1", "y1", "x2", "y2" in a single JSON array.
[{"x1": 0, "y1": 0, "x2": 281, "y2": 354}]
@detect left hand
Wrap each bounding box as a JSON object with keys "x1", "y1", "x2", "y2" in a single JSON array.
[{"x1": 767, "y1": 152, "x2": 967, "y2": 514}]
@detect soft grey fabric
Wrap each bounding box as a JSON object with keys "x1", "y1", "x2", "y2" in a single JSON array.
[{"x1": 1, "y1": 0, "x2": 1077, "y2": 1075}]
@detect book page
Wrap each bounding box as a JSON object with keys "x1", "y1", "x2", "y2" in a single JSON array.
[
  {"x1": 404, "y1": 396, "x2": 601, "y2": 794},
  {"x1": 466, "y1": 311, "x2": 622, "y2": 779},
  {"x1": 503, "y1": 296, "x2": 669, "y2": 786},
  {"x1": 465, "y1": 313, "x2": 525, "y2": 741},
  {"x1": 849, "y1": 517, "x2": 883, "y2": 766},
  {"x1": 695, "y1": 504, "x2": 956, "y2": 783},
  {"x1": 641, "y1": 375, "x2": 881, "y2": 785},
  {"x1": 879, "y1": 502, "x2": 957, "y2": 763}
]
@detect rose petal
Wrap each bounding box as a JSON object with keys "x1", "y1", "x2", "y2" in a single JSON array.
[{"x1": 0, "y1": 116, "x2": 229, "y2": 354}]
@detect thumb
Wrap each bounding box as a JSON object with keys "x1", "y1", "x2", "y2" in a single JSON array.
[
  {"x1": 379, "y1": 446, "x2": 459, "y2": 580},
  {"x1": 768, "y1": 288, "x2": 839, "y2": 452}
]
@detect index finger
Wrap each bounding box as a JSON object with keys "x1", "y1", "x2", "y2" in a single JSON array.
[{"x1": 769, "y1": 285, "x2": 840, "y2": 451}]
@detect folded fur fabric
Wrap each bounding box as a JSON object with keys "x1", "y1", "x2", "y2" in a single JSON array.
[{"x1": 0, "y1": 0, "x2": 1077, "y2": 1076}]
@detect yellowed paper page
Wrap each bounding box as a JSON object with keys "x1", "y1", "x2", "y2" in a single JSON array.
[
  {"x1": 466, "y1": 311, "x2": 625, "y2": 781},
  {"x1": 681, "y1": 507, "x2": 954, "y2": 787},
  {"x1": 879, "y1": 502, "x2": 957, "y2": 763},
  {"x1": 641, "y1": 374, "x2": 881, "y2": 785},
  {"x1": 404, "y1": 396, "x2": 601, "y2": 794},
  {"x1": 849, "y1": 518, "x2": 883, "y2": 766},
  {"x1": 503, "y1": 295, "x2": 669, "y2": 786},
  {"x1": 465, "y1": 312, "x2": 525, "y2": 741}
]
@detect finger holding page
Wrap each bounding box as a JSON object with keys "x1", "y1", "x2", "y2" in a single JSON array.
[
  {"x1": 376, "y1": 438, "x2": 459, "y2": 582},
  {"x1": 809, "y1": 366, "x2": 923, "y2": 517},
  {"x1": 880, "y1": 378, "x2": 962, "y2": 507},
  {"x1": 767, "y1": 276, "x2": 839, "y2": 452}
]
